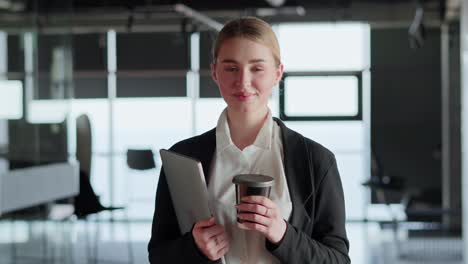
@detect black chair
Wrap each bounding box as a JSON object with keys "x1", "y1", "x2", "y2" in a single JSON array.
[
  {"x1": 126, "y1": 149, "x2": 156, "y2": 205},
  {"x1": 75, "y1": 114, "x2": 133, "y2": 264},
  {"x1": 363, "y1": 149, "x2": 461, "y2": 261},
  {"x1": 126, "y1": 149, "x2": 156, "y2": 171}
]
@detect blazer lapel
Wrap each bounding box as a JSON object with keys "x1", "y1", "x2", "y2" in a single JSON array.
[
  {"x1": 192, "y1": 128, "x2": 216, "y2": 185},
  {"x1": 274, "y1": 118, "x2": 314, "y2": 226}
]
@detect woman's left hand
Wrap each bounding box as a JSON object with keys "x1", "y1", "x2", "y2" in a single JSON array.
[{"x1": 235, "y1": 195, "x2": 287, "y2": 244}]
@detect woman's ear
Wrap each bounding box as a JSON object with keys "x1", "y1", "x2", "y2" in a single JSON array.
[
  {"x1": 211, "y1": 63, "x2": 218, "y2": 83},
  {"x1": 275, "y1": 63, "x2": 284, "y2": 84}
]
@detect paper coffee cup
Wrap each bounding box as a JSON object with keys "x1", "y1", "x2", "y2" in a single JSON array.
[{"x1": 232, "y1": 174, "x2": 274, "y2": 223}]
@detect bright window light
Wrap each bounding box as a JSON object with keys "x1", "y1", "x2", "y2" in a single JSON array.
[
  {"x1": 27, "y1": 99, "x2": 70, "y2": 124},
  {"x1": 284, "y1": 76, "x2": 359, "y2": 117},
  {"x1": 0, "y1": 80, "x2": 23, "y2": 120},
  {"x1": 278, "y1": 23, "x2": 369, "y2": 71}
]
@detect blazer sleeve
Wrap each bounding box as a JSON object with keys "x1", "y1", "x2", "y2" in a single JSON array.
[
  {"x1": 147, "y1": 168, "x2": 215, "y2": 263},
  {"x1": 267, "y1": 155, "x2": 351, "y2": 263}
]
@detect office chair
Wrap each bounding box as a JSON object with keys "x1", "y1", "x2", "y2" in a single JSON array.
[
  {"x1": 363, "y1": 149, "x2": 461, "y2": 261},
  {"x1": 126, "y1": 149, "x2": 156, "y2": 171},
  {"x1": 126, "y1": 149, "x2": 156, "y2": 204},
  {"x1": 75, "y1": 114, "x2": 133, "y2": 264}
]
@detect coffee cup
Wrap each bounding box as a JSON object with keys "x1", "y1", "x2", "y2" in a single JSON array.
[{"x1": 232, "y1": 174, "x2": 274, "y2": 223}]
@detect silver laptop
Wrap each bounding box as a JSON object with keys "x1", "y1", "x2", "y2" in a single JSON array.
[{"x1": 159, "y1": 149, "x2": 212, "y2": 234}]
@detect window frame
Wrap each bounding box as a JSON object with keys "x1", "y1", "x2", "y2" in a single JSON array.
[{"x1": 279, "y1": 71, "x2": 363, "y2": 121}]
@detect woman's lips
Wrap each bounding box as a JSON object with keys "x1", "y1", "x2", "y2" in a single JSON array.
[{"x1": 234, "y1": 93, "x2": 255, "y2": 101}]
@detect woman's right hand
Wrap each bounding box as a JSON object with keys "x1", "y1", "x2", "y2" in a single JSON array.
[{"x1": 192, "y1": 216, "x2": 229, "y2": 261}]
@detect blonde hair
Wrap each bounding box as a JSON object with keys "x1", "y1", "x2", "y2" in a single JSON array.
[{"x1": 212, "y1": 17, "x2": 281, "y2": 67}]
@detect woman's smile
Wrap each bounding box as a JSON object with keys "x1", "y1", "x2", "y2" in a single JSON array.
[{"x1": 233, "y1": 91, "x2": 256, "y2": 101}]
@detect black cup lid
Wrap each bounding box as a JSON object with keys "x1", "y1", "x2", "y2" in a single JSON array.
[{"x1": 232, "y1": 174, "x2": 274, "y2": 187}]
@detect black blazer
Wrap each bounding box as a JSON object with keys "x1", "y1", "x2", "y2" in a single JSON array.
[{"x1": 148, "y1": 118, "x2": 350, "y2": 263}]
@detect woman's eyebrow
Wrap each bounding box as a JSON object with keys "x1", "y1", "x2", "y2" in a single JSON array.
[
  {"x1": 249, "y1": 59, "x2": 266, "y2": 63},
  {"x1": 220, "y1": 59, "x2": 238, "y2": 64},
  {"x1": 220, "y1": 59, "x2": 266, "y2": 64}
]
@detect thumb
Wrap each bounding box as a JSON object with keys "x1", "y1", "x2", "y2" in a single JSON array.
[{"x1": 194, "y1": 216, "x2": 215, "y2": 229}]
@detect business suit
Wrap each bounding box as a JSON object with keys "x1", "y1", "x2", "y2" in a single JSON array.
[{"x1": 148, "y1": 118, "x2": 350, "y2": 263}]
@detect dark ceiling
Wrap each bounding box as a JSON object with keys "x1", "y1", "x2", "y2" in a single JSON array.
[
  {"x1": 0, "y1": 0, "x2": 448, "y2": 33},
  {"x1": 16, "y1": 0, "x2": 434, "y2": 13}
]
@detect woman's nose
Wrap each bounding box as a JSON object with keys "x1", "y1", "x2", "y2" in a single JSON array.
[{"x1": 235, "y1": 69, "x2": 251, "y2": 88}]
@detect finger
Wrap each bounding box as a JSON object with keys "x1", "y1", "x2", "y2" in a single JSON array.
[
  {"x1": 215, "y1": 233, "x2": 229, "y2": 245},
  {"x1": 216, "y1": 236, "x2": 229, "y2": 250},
  {"x1": 216, "y1": 240, "x2": 229, "y2": 257},
  {"x1": 241, "y1": 196, "x2": 276, "y2": 209},
  {"x1": 238, "y1": 213, "x2": 271, "y2": 226},
  {"x1": 206, "y1": 236, "x2": 229, "y2": 259},
  {"x1": 236, "y1": 203, "x2": 271, "y2": 217},
  {"x1": 202, "y1": 225, "x2": 226, "y2": 240},
  {"x1": 194, "y1": 217, "x2": 216, "y2": 228},
  {"x1": 237, "y1": 221, "x2": 268, "y2": 234},
  {"x1": 205, "y1": 237, "x2": 219, "y2": 251}
]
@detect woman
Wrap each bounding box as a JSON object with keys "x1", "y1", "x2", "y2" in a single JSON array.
[{"x1": 148, "y1": 17, "x2": 350, "y2": 263}]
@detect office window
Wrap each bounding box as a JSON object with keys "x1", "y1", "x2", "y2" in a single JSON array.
[
  {"x1": 73, "y1": 76, "x2": 108, "y2": 98},
  {"x1": 116, "y1": 76, "x2": 186, "y2": 97},
  {"x1": 195, "y1": 98, "x2": 226, "y2": 134},
  {"x1": 25, "y1": 33, "x2": 73, "y2": 124},
  {"x1": 277, "y1": 23, "x2": 370, "y2": 220},
  {"x1": 278, "y1": 23, "x2": 369, "y2": 71},
  {"x1": 199, "y1": 75, "x2": 220, "y2": 98},
  {"x1": 7, "y1": 34, "x2": 24, "y2": 73},
  {"x1": 113, "y1": 98, "x2": 193, "y2": 153},
  {"x1": 280, "y1": 73, "x2": 362, "y2": 121},
  {"x1": 68, "y1": 99, "x2": 110, "y2": 154},
  {"x1": 66, "y1": 99, "x2": 112, "y2": 202},
  {"x1": 72, "y1": 33, "x2": 108, "y2": 99},
  {"x1": 199, "y1": 31, "x2": 216, "y2": 70},
  {"x1": 73, "y1": 33, "x2": 107, "y2": 71},
  {"x1": 0, "y1": 80, "x2": 23, "y2": 119},
  {"x1": 116, "y1": 32, "x2": 188, "y2": 98},
  {"x1": 112, "y1": 97, "x2": 193, "y2": 212},
  {"x1": 117, "y1": 32, "x2": 189, "y2": 70}
]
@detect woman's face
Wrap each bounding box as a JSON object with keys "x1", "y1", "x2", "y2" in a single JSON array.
[{"x1": 211, "y1": 37, "x2": 283, "y2": 115}]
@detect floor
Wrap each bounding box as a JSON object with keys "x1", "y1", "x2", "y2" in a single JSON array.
[{"x1": 0, "y1": 218, "x2": 463, "y2": 264}]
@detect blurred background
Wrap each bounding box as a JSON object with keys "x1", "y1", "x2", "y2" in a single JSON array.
[{"x1": 0, "y1": 0, "x2": 466, "y2": 263}]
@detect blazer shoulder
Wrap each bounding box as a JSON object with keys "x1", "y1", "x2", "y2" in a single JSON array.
[
  {"x1": 282, "y1": 123, "x2": 336, "y2": 177},
  {"x1": 169, "y1": 128, "x2": 216, "y2": 156},
  {"x1": 302, "y1": 136, "x2": 335, "y2": 162}
]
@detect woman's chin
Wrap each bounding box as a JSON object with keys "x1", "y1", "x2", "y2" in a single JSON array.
[{"x1": 228, "y1": 103, "x2": 267, "y2": 115}]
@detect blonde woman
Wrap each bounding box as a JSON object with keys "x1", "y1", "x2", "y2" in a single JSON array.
[{"x1": 148, "y1": 17, "x2": 350, "y2": 264}]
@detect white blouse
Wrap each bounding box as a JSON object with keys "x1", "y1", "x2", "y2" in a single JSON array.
[{"x1": 208, "y1": 108, "x2": 292, "y2": 264}]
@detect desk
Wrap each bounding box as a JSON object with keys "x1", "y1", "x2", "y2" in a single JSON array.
[{"x1": 0, "y1": 161, "x2": 79, "y2": 216}]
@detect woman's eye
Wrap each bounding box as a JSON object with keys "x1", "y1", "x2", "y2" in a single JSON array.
[
  {"x1": 253, "y1": 67, "x2": 264, "y2": 72},
  {"x1": 224, "y1": 67, "x2": 238, "y2": 72}
]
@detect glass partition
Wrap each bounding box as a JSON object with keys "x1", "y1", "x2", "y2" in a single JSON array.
[{"x1": 6, "y1": 1, "x2": 74, "y2": 168}]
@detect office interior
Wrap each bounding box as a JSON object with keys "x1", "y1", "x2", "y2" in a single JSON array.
[{"x1": 0, "y1": 0, "x2": 467, "y2": 263}]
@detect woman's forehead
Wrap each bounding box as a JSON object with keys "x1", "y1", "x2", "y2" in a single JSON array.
[{"x1": 217, "y1": 37, "x2": 275, "y2": 63}]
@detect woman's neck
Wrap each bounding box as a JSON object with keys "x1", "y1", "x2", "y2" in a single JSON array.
[{"x1": 226, "y1": 107, "x2": 269, "y2": 151}]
